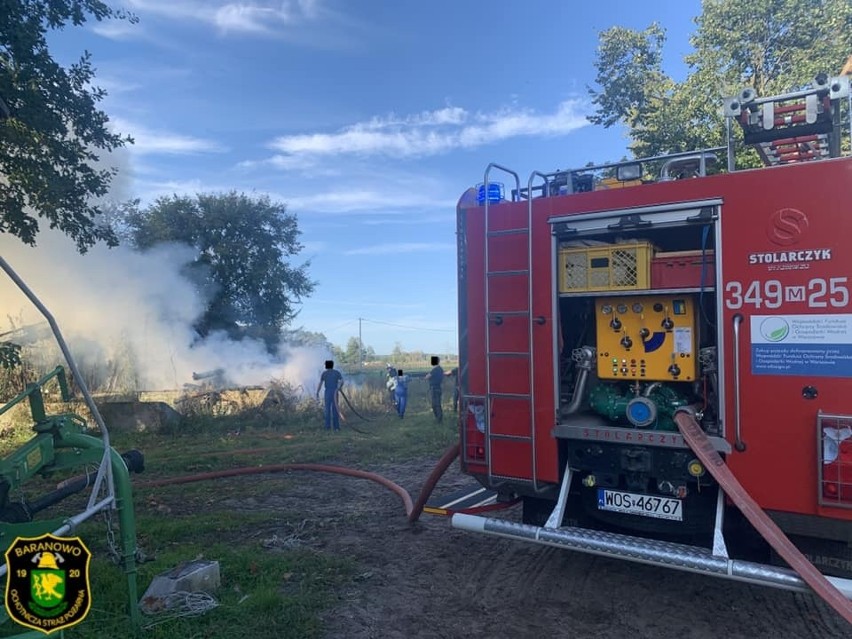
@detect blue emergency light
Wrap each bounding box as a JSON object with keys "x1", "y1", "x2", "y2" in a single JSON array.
[{"x1": 477, "y1": 182, "x2": 505, "y2": 205}]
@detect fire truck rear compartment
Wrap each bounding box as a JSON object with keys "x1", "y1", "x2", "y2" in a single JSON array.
[{"x1": 551, "y1": 208, "x2": 721, "y2": 535}]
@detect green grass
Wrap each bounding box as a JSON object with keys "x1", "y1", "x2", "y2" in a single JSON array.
[
  {"x1": 71, "y1": 513, "x2": 352, "y2": 639},
  {"x1": 0, "y1": 395, "x2": 459, "y2": 639}
]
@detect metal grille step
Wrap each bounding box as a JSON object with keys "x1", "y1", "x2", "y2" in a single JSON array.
[{"x1": 452, "y1": 514, "x2": 852, "y2": 598}]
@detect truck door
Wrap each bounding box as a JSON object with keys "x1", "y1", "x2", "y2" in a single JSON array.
[{"x1": 721, "y1": 165, "x2": 852, "y2": 516}]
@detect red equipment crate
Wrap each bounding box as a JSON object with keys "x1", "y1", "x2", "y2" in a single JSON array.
[{"x1": 651, "y1": 250, "x2": 715, "y2": 289}]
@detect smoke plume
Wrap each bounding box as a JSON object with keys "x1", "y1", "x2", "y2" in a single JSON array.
[{"x1": 0, "y1": 229, "x2": 328, "y2": 392}]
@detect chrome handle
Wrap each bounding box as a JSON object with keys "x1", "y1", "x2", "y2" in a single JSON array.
[
  {"x1": 732, "y1": 314, "x2": 746, "y2": 452},
  {"x1": 526, "y1": 170, "x2": 549, "y2": 494}
]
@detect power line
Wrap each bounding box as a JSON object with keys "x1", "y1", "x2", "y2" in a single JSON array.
[
  {"x1": 324, "y1": 319, "x2": 357, "y2": 333},
  {"x1": 360, "y1": 317, "x2": 455, "y2": 333}
]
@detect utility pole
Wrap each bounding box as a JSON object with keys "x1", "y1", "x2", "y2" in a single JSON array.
[{"x1": 358, "y1": 317, "x2": 363, "y2": 368}]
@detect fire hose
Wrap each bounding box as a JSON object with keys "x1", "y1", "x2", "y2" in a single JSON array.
[
  {"x1": 674, "y1": 408, "x2": 852, "y2": 625},
  {"x1": 313, "y1": 387, "x2": 373, "y2": 433},
  {"x1": 139, "y1": 463, "x2": 415, "y2": 514},
  {"x1": 335, "y1": 388, "x2": 374, "y2": 433},
  {"x1": 136, "y1": 443, "x2": 463, "y2": 524},
  {"x1": 29, "y1": 443, "x2": 480, "y2": 531},
  {"x1": 407, "y1": 442, "x2": 460, "y2": 522}
]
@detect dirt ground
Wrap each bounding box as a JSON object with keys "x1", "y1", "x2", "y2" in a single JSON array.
[{"x1": 225, "y1": 458, "x2": 849, "y2": 639}]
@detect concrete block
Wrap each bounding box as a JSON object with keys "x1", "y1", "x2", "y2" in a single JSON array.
[{"x1": 140, "y1": 560, "x2": 220, "y2": 613}]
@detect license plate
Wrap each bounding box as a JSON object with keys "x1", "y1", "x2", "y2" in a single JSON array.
[{"x1": 597, "y1": 489, "x2": 683, "y2": 521}]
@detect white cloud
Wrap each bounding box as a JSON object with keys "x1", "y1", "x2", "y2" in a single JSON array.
[
  {"x1": 110, "y1": 118, "x2": 226, "y2": 155},
  {"x1": 344, "y1": 242, "x2": 455, "y2": 256},
  {"x1": 268, "y1": 100, "x2": 588, "y2": 160},
  {"x1": 239, "y1": 154, "x2": 320, "y2": 172},
  {"x1": 93, "y1": 76, "x2": 143, "y2": 95},
  {"x1": 286, "y1": 190, "x2": 457, "y2": 214},
  {"x1": 129, "y1": 178, "x2": 214, "y2": 204},
  {"x1": 125, "y1": 0, "x2": 320, "y2": 35},
  {"x1": 127, "y1": 180, "x2": 453, "y2": 217},
  {"x1": 359, "y1": 106, "x2": 468, "y2": 130},
  {"x1": 360, "y1": 214, "x2": 456, "y2": 226},
  {"x1": 91, "y1": 21, "x2": 141, "y2": 40},
  {"x1": 214, "y1": 4, "x2": 286, "y2": 33}
]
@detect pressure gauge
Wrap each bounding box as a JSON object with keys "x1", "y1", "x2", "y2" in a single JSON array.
[
  {"x1": 632, "y1": 302, "x2": 644, "y2": 313},
  {"x1": 601, "y1": 304, "x2": 613, "y2": 315},
  {"x1": 617, "y1": 304, "x2": 628, "y2": 314}
]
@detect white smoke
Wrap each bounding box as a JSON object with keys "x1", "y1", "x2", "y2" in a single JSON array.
[{"x1": 0, "y1": 229, "x2": 328, "y2": 392}]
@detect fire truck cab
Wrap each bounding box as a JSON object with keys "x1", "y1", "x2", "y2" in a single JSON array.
[{"x1": 452, "y1": 74, "x2": 852, "y2": 603}]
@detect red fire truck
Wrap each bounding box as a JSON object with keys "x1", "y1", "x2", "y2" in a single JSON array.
[{"x1": 451, "y1": 74, "x2": 852, "y2": 608}]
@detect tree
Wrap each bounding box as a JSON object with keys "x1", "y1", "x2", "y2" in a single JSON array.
[
  {"x1": 126, "y1": 191, "x2": 315, "y2": 352},
  {"x1": 0, "y1": 1, "x2": 135, "y2": 252},
  {"x1": 334, "y1": 337, "x2": 377, "y2": 364},
  {"x1": 282, "y1": 328, "x2": 332, "y2": 350},
  {"x1": 589, "y1": 0, "x2": 852, "y2": 160},
  {"x1": 330, "y1": 344, "x2": 349, "y2": 365},
  {"x1": 343, "y1": 337, "x2": 361, "y2": 363},
  {"x1": 341, "y1": 336, "x2": 370, "y2": 363}
]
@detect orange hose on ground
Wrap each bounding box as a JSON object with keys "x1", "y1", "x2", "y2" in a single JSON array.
[
  {"x1": 407, "y1": 443, "x2": 461, "y2": 523},
  {"x1": 137, "y1": 463, "x2": 414, "y2": 517},
  {"x1": 136, "y1": 443, "x2": 463, "y2": 523},
  {"x1": 674, "y1": 411, "x2": 852, "y2": 625}
]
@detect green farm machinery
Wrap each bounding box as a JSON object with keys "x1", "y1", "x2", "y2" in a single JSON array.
[{"x1": 0, "y1": 256, "x2": 143, "y2": 636}]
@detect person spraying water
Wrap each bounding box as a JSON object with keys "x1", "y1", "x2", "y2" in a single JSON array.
[
  {"x1": 394, "y1": 369, "x2": 409, "y2": 419},
  {"x1": 315, "y1": 360, "x2": 343, "y2": 431}
]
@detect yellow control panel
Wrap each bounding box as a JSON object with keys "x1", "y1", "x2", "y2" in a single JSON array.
[{"x1": 595, "y1": 295, "x2": 697, "y2": 381}]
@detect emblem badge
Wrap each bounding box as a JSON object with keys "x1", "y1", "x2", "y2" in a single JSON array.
[
  {"x1": 4, "y1": 534, "x2": 92, "y2": 633},
  {"x1": 766, "y1": 208, "x2": 808, "y2": 246}
]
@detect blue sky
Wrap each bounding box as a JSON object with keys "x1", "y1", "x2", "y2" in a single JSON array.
[{"x1": 51, "y1": 0, "x2": 703, "y2": 355}]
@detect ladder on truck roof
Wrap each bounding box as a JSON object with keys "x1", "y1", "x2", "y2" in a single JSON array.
[
  {"x1": 482, "y1": 165, "x2": 542, "y2": 491},
  {"x1": 724, "y1": 73, "x2": 850, "y2": 168}
]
